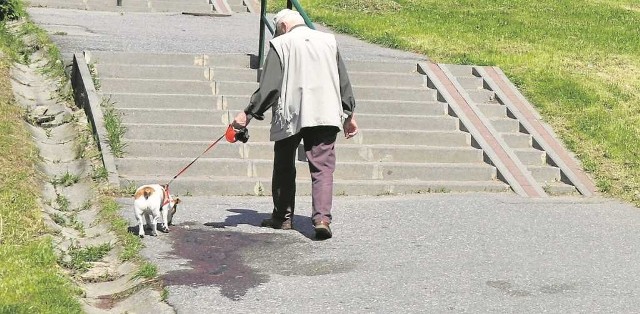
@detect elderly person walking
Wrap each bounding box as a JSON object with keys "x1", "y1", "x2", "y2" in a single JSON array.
[{"x1": 232, "y1": 8, "x2": 358, "y2": 240}]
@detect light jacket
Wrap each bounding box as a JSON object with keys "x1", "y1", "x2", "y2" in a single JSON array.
[{"x1": 244, "y1": 25, "x2": 356, "y2": 142}]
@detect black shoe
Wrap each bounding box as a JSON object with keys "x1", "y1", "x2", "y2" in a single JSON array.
[
  {"x1": 314, "y1": 221, "x2": 332, "y2": 240},
  {"x1": 261, "y1": 218, "x2": 293, "y2": 230}
]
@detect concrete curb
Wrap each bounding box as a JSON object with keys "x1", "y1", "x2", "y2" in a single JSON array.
[
  {"x1": 209, "y1": 0, "x2": 232, "y2": 15},
  {"x1": 476, "y1": 66, "x2": 597, "y2": 196},
  {"x1": 418, "y1": 62, "x2": 547, "y2": 198},
  {"x1": 71, "y1": 52, "x2": 121, "y2": 188},
  {"x1": 242, "y1": 0, "x2": 259, "y2": 14}
]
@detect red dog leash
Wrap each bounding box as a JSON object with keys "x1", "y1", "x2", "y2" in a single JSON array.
[{"x1": 165, "y1": 125, "x2": 248, "y2": 187}]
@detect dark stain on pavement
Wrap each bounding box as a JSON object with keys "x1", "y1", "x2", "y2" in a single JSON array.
[
  {"x1": 163, "y1": 227, "x2": 271, "y2": 300},
  {"x1": 163, "y1": 225, "x2": 356, "y2": 301}
]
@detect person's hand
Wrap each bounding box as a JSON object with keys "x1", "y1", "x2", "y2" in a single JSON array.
[
  {"x1": 232, "y1": 111, "x2": 250, "y2": 129},
  {"x1": 343, "y1": 115, "x2": 358, "y2": 139}
]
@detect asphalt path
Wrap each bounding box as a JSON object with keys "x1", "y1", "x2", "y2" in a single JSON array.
[
  {"x1": 117, "y1": 193, "x2": 640, "y2": 313},
  {"x1": 29, "y1": 8, "x2": 426, "y2": 62},
  {"x1": 29, "y1": 7, "x2": 640, "y2": 313}
]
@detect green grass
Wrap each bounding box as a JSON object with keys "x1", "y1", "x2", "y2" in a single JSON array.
[
  {"x1": 299, "y1": 0, "x2": 640, "y2": 205},
  {"x1": 63, "y1": 243, "x2": 112, "y2": 273},
  {"x1": 0, "y1": 15, "x2": 83, "y2": 314},
  {"x1": 101, "y1": 98, "x2": 127, "y2": 158},
  {"x1": 0, "y1": 240, "x2": 83, "y2": 314},
  {"x1": 55, "y1": 194, "x2": 71, "y2": 211},
  {"x1": 135, "y1": 262, "x2": 158, "y2": 279},
  {"x1": 99, "y1": 196, "x2": 144, "y2": 261},
  {"x1": 51, "y1": 171, "x2": 80, "y2": 187}
]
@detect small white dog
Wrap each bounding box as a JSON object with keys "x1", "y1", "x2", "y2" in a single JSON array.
[{"x1": 133, "y1": 184, "x2": 180, "y2": 238}]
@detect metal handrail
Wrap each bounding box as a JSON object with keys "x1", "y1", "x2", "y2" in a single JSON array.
[{"x1": 258, "y1": 0, "x2": 315, "y2": 68}]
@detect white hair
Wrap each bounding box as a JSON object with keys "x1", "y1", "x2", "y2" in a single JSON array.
[{"x1": 273, "y1": 9, "x2": 305, "y2": 29}]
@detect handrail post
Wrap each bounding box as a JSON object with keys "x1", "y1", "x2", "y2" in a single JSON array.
[
  {"x1": 289, "y1": 0, "x2": 315, "y2": 29},
  {"x1": 258, "y1": 0, "x2": 267, "y2": 69},
  {"x1": 286, "y1": 0, "x2": 292, "y2": 9}
]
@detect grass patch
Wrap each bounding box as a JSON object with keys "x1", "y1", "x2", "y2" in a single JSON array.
[
  {"x1": 161, "y1": 288, "x2": 169, "y2": 301},
  {"x1": 51, "y1": 171, "x2": 80, "y2": 187},
  {"x1": 135, "y1": 262, "x2": 158, "y2": 279},
  {"x1": 99, "y1": 196, "x2": 143, "y2": 261},
  {"x1": 101, "y1": 98, "x2": 127, "y2": 157},
  {"x1": 55, "y1": 194, "x2": 71, "y2": 211},
  {"x1": 0, "y1": 239, "x2": 83, "y2": 313},
  {"x1": 63, "y1": 243, "x2": 112, "y2": 273},
  {"x1": 88, "y1": 61, "x2": 101, "y2": 90},
  {"x1": 300, "y1": 0, "x2": 640, "y2": 205},
  {"x1": 92, "y1": 165, "x2": 108, "y2": 181},
  {"x1": 0, "y1": 13, "x2": 83, "y2": 313}
]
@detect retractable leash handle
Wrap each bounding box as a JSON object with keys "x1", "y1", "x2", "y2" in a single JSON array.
[
  {"x1": 166, "y1": 125, "x2": 249, "y2": 187},
  {"x1": 225, "y1": 124, "x2": 250, "y2": 143}
]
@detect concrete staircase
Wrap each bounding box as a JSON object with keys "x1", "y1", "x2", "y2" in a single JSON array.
[
  {"x1": 28, "y1": 0, "x2": 255, "y2": 14},
  {"x1": 440, "y1": 64, "x2": 578, "y2": 196},
  {"x1": 82, "y1": 51, "x2": 521, "y2": 196},
  {"x1": 29, "y1": 0, "x2": 218, "y2": 14}
]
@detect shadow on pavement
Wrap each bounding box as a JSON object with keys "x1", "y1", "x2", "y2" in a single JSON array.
[{"x1": 203, "y1": 208, "x2": 316, "y2": 240}]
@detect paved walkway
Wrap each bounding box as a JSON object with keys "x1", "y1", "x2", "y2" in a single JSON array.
[{"x1": 29, "y1": 7, "x2": 640, "y2": 313}]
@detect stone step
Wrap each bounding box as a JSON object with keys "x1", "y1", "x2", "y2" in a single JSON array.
[
  {"x1": 88, "y1": 4, "x2": 150, "y2": 12},
  {"x1": 118, "y1": 108, "x2": 233, "y2": 125},
  {"x1": 115, "y1": 157, "x2": 497, "y2": 181},
  {"x1": 96, "y1": 63, "x2": 428, "y2": 88},
  {"x1": 501, "y1": 133, "x2": 531, "y2": 149},
  {"x1": 29, "y1": 0, "x2": 86, "y2": 9},
  {"x1": 513, "y1": 148, "x2": 546, "y2": 166},
  {"x1": 117, "y1": 108, "x2": 459, "y2": 131},
  {"x1": 543, "y1": 182, "x2": 578, "y2": 196},
  {"x1": 212, "y1": 68, "x2": 260, "y2": 82},
  {"x1": 124, "y1": 139, "x2": 250, "y2": 160},
  {"x1": 100, "y1": 78, "x2": 215, "y2": 95},
  {"x1": 229, "y1": 4, "x2": 248, "y2": 12},
  {"x1": 466, "y1": 90, "x2": 496, "y2": 104},
  {"x1": 355, "y1": 99, "x2": 447, "y2": 116},
  {"x1": 123, "y1": 140, "x2": 485, "y2": 163},
  {"x1": 90, "y1": 52, "x2": 422, "y2": 74},
  {"x1": 476, "y1": 103, "x2": 507, "y2": 118},
  {"x1": 151, "y1": 3, "x2": 214, "y2": 12},
  {"x1": 100, "y1": 78, "x2": 437, "y2": 101},
  {"x1": 222, "y1": 95, "x2": 447, "y2": 115},
  {"x1": 104, "y1": 93, "x2": 447, "y2": 116},
  {"x1": 347, "y1": 72, "x2": 425, "y2": 87},
  {"x1": 456, "y1": 76, "x2": 484, "y2": 90},
  {"x1": 344, "y1": 61, "x2": 418, "y2": 74},
  {"x1": 88, "y1": 52, "x2": 253, "y2": 68},
  {"x1": 104, "y1": 93, "x2": 220, "y2": 110},
  {"x1": 214, "y1": 81, "x2": 439, "y2": 101},
  {"x1": 226, "y1": 0, "x2": 243, "y2": 6},
  {"x1": 442, "y1": 64, "x2": 474, "y2": 77},
  {"x1": 490, "y1": 118, "x2": 520, "y2": 133},
  {"x1": 95, "y1": 64, "x2": 211, "y2": 81},
  {"x1": 120, "y1": 175, "x2": 511, "y2": 196},
  {"x1": 528, "y1": 165, "x2": 561, "y2": 183},
  {"x1": 122, "y1": 124, "x2": 472, "y2": 146}
]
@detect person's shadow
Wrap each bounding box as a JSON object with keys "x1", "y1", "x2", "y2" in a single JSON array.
[{"x1": 203, "y1": 208, "x2": 316, "y2": 240}]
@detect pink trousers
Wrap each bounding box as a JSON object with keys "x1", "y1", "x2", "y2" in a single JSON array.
[{"x1": 271, "y1": 126, "x2": 338, "y2": 225}]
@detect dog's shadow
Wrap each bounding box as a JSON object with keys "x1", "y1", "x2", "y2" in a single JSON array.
[
  {"x1": 127, "y1": 224, "x2": 169, "y2": 237},
  {"x1": 203, "y1": 208, "x2": 316, "y2": 240}
]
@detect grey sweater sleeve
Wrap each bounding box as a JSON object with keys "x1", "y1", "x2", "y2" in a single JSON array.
[
  {"x1": 337, "y1": 49, "x2": 356, "y2": 117},
  {"x1": 244, "y1": 47, "x2": 283, "y2": 121}
]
